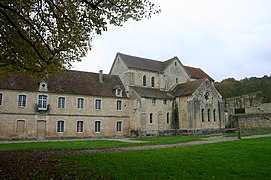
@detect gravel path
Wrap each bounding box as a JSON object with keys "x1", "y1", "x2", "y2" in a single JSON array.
[{"x1": 1, "y1": 134, "x2": 271, "y2": 158}]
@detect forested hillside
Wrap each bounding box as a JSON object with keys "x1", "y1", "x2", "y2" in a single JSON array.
[{"x1": 215, "y1": 76, "x2": 271, "y2": 103}]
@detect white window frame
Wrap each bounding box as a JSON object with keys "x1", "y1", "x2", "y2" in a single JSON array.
[
  {"x1": 95, "y1": 99, "x2": 102, "y2": 110},
  {"x1": 77, "y1": 98, "x2": 84, "y2": 109},
  {"x1": 18, "y1": 94, "x2": 27, "y2": 107},
  {"x1": 57, "y1": 120, "x2": 65, "y2": 133},
  {"x1": 116, "y1": 88, "x2": 122, "y2": 97},
  {"x1": 38, "y1": 94, "x2": 48, "y2": 110},
  {"x1": 117, "y1": 100, "x2": 122, "y2": 111},
  {"x1": 58, "y1": 97, "x2": 65, "y2": 109},
  {"x1": 116, "y1": 121, "x2": 122, "y2": 132},
  {"x1": 77, "y1": 121, "x2": 84, "y2": 133},
  {"x1": 95, "y1": 121, "x2": 101, "y2": 133}
]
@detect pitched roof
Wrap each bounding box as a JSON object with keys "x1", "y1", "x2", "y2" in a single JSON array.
[
  {"x1": 119, "y1": 53, "x2": 164, "y2": 72},
  {"x1": 0, "y1": 70, "x2": 127, "y2": 98},
  {"x1": 131, "y1": 86, "x2": 174, "y2": 100},
  {"x1": 171, "y1": 78, "x2": 206, "y2": 97},
  {"x1": 184, "y1": 66, "x2": 214, "y2": 81},
  {"x1": 118, "y1": 53, "x2": 213, "y2": 80}
]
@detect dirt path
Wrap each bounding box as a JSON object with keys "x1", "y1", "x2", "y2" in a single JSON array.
[{"x1": 1, "y1": 134, "x2": 271, "y2": 158}]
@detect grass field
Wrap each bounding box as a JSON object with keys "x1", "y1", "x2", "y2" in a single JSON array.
[
  {"x1": 46, "y1": 137, "x2": 271, "y2": 179},
  {"x1": 0, "y1": 135, "x2": 206, "y2": 151},
  {"x1": 1, "y1": 130, "x2": 271, "y2": 151},
  {"x1": 1, "y1": 136, "x2": 270, "y2": 179}
]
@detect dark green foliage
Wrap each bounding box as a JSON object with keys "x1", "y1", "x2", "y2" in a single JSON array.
[
  {"x1": 0, "y1": 0, "x2": 160, "y2": 77},
  {"x1": 215, "y1": 75, "x2": 271, "y2": 103}
]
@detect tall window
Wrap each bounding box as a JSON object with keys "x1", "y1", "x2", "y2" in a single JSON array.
[
  {"x1": 213, "y1": 109, "x2": 216, "y2": 122},
  {"x1": 117, "y1": 100, "x2": 122, "y2": 110},
  {"x1": 77, "y1": 98, "x2": 84, "y2": 109},
  {"x1": 0, "y1": 93, "x2": 2, "y2": 105},
  {"x1": 208, "y1": 109, "x2": 211, "y2": 122},
  {"x1": 57, "y1": 121, "x2": 64, "y2": 133},
  {"x1": 95, "y1": 99, "x2": 102, "y2": 110},
  {"x1": 58, "y1": 97, "x2": 65, "y2": 109},
  {"x1": 143, "y1": 75, "x2": 146, "y2": 86},
  {"x1": 38, "y1": 95, "x2": 47, "y2": 109},
  {"x1": 95, "y1": 121, "x2": 101, "y2": 133},
  {"x1": 117, "y1": 121, "x2": 122, "y2": 132},
  {"x1": 201, "y1": 108, "x2": 204, "y2": 122},
  {"x1": 163, "y1": 100, "x2": 167, "y2": 105},
  {"x1": 77, "y1": 121, "x2": 84, "y2": 133},
  {"x1": 176, "y1": 78, "x2": 178, "y2": 83},
  {"x1": 18, "y1": 95, "x2": 26, "y2": 107},
  {"x1": 151, "y1": 77, "x2": 155, "y2": 87},
  {"x1": 151, "y1": 98, "x2": 156, "y2": 105},
  {"x1": 150, "y1": 113, "x2": 153, "y2": 123},
  {"x1": 167, "y1": 112, "x2": 170, "y2": 124}
]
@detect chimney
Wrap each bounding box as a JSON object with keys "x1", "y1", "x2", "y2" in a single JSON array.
[{"x1": 99, "y1": 70, "x2": 103, "y2": 83}]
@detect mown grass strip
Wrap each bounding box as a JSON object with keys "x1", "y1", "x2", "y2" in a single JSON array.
[
  {"x1": 49, "y1": 137, "x2": 271, "y2": 179},
  {"x1": 0, "y1": 136, "x2": 207, "y2": 151}
]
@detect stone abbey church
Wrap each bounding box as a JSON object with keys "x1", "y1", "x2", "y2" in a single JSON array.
[{"x1": 0, "y1": 53, "x2": 225, "y2": 140}]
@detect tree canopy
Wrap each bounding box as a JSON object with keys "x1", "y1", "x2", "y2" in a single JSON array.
[
  {"x1": 215, "y1": 76, "x2": 271, "y2": 103},
  {"x1": 0, "y1": 0, "x2": 160, "y2": 77}
]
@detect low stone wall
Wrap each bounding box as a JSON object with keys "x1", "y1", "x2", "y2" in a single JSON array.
[{"x1": 230, "y1": 113, "x2": 271, "y2": 128}]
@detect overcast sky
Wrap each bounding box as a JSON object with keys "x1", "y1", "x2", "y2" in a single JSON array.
[{"x1": 72, "y1": 0, "x2": 271, "y2": 82}]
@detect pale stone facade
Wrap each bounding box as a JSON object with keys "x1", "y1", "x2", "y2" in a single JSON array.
[{"x1": 0, "y1": 53, "x2": 225, "y2": 140}]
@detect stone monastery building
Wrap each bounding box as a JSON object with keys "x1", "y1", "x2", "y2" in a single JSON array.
[{"x1": 0, "y1": 53, "x2": 225, "y2": 140}]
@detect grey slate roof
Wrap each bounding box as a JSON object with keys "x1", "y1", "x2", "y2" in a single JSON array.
[
  {"x1": 131, "y1": 86, "x2": 174, "y2": 100},
  {"x1": 0, "y1": 70, "x2": 127, "y2": 98},
  {"x1": 118, "y1": 53, "x2": 213, "y2": 81},
  {"x1": 171, "y1": 78, "x2": 206, "y2": 97},
  {"x1": 119, "y1": 53, "x2": 165, "y2": 72}
]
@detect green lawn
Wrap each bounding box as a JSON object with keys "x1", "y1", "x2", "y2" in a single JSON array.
[
  {"x1": 49, "y1": 137, "x2": 271, "y2": 179},
  {"x1": 0, "y1": 136, "x2": 206, "y2": 151}
]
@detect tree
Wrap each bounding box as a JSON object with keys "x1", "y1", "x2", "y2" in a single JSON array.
[{"x1": 0, "y1": 0, "x2": 160, "y2": 77}]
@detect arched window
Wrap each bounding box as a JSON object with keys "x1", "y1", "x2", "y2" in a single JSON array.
[
  {"x1": 150, "y1": 113, "x2": 153, "y2": 123},
  {"x1": 208, "y1": 109, "x2": 211, "y2": 122},
  {"x1": 201, "y1": 108, "x2": 204, "y2": 122},
  {"x1": 213, "y1": 109, "x2": 216, "y2": 122},
  {"x1": 151, "y1": 77, "x2": 155, "y2": 87},
  {"x1": 167, "y1": 112, "x2": 170, "y2": 124},
  {"x1": 0, "y1": 93, "x2": 3, "y2": 105},
  {"x1": 143, "y1": 75, "x2": 146, "y2": 86}
]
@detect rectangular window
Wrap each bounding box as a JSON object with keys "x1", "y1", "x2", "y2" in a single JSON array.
[
  {"x1": 163, "y1": 100, "x2": 167, "y2": 105},
  {"x1": 117, "y1": 100, "x2": 122, "y2": 110},
  {"x1": 77, "y1": 121, "x2": 84, "y2": 133},
  {"x1": 38, "y1": 95, "x2": 47, "y2": 110},
  {"x1": 18, "y1": 95, "x2": 26, "y2": 107},
  {"x1": 95, "y1": 99, "x2": 102, "y2": 110},
  {"x1": 95, "y1": 121, "x2": 101, "y2": 133},
  {"x1": 57, "y1": 121, "x2": 64, "y2": 133},
  {"x1": 77, "y1": 98, "x2": 84, "y2": 109},
  {"x1": 116, "y1": 89, "x2": 122, "y2": 97},
  {"x1": 58, "y1": 97, "x2": 65, "y2": 109},
  {"x1": 151, "y1": 98, "x2": 156, "y2": 105},
  {"x1": 0, "y1": 93, "x2": 2, "y2": 105},
  {"x1": 117, "y1": 121, "x2": 122, "y2": 132}
]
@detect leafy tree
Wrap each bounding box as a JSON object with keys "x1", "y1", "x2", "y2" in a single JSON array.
[
  {"x1": 0, "y1": 0, "x2": 160, "y2": 77},
  {"x1": 215, "y1": 76, "x2": 271, "y2": 103}
]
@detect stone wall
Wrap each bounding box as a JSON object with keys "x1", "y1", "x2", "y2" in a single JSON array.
[{"x1": 230, "y1": 113, "x2": 271, "y2": 129}]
